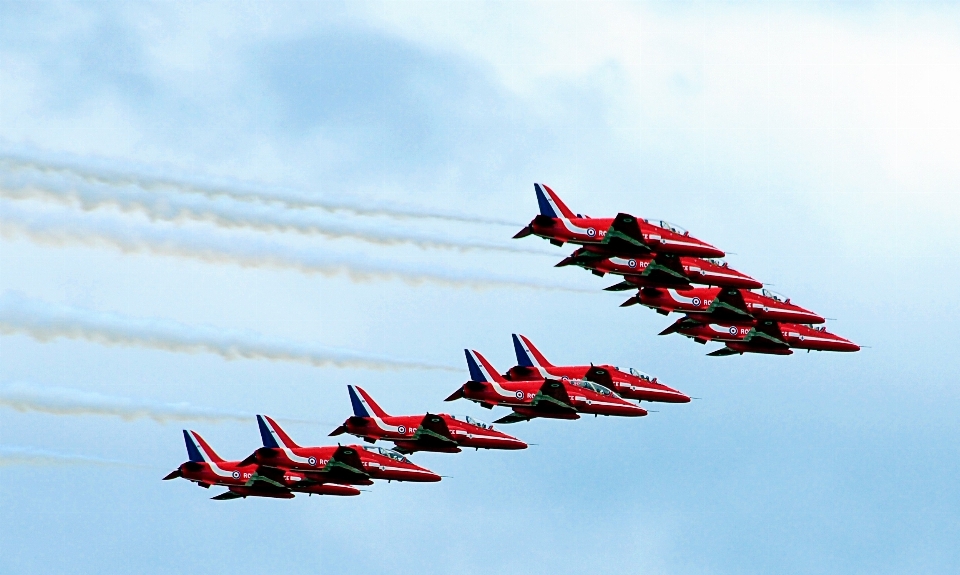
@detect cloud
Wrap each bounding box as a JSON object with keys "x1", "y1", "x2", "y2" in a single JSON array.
[{"x1": 0, "y1": 291, "x2": 460, "y2": 372}]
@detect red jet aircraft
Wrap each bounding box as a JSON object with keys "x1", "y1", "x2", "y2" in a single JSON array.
[
  {"x1": 242, "y1": 415, "x2": 441, "y2": 483},
  {"x1": 505, "y1": 334, "x2": 689, "y2": 403},
  {"x1": 557, "y1": 248, "x2": 762, "y2": 291},
  {"x1": 329, "y1": 385, "x2": 528, "y2": 453},
  {"x1": 513, "y1": 183, "x2": 725, "y2": 259},
  {"x1": 660, "y1": 317, "x2": 860, "y2": 356},
  {"x1": 163, "y1": 430, "x2": 360, "y2": 500},
  {"x1": 445, "y1": 349, "x2": 649, "y2": 423},
  {"x1": 623, "y1": 287, "x2": 825, "y2": 325}
]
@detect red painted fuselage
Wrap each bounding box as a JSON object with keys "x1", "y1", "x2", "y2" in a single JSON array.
[{"x1": 631, "y1": 287, "x2": 825, "y2": 324}]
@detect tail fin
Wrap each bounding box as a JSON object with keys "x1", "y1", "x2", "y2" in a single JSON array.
[
  {"x1": 257, "y1": 415, "x2": 300, "y2": 449},
  {"x1": 513, "y1": 334, "x2": 554, "y2": 368},
  {"x1": 183, "y1": 430, "x2": 225, "y2": 463},
  {"x1": 347, "y1": 385, "x2": 389, "y2": 418},
  {"x1": 465, "y1": 349, "x2": 508, "y2": 382},
  {"x1": 534, "y1": 183, "x2": 576, "y2": 219}
]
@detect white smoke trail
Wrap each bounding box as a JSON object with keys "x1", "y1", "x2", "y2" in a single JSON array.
[
  {"x1": 0, "y1": 445, "x2": 135, "y2": 468},
  {"x1": 0, "y1": 291, "x2": 460, "y2": 372},
  {"x1": 0, "y1": 167, "x2": 549, "y2": 255},
  {"x1": 0, "y1": 382, "x2": 254, "y2": 423},
  {"x1": 0, "y1": 200, "x2": 590, "y2": 293},
  {"x1": 0, "y1": 151, "x2": 523, "y2": 226}
]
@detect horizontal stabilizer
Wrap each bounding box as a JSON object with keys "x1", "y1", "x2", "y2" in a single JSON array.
[
  {"x1": 494, "y1": 412, "x2": 534, "y2": 424},
  {"x1": 659, "y1": 317, "x2": 701, "y2": 336},
  {"x1": 513, "y1": 226, "x2": 534, "y2": 239},
  {"x1": 444, "y1": 387, "x2": 464, "y2": 401},
  {"x1": 162, "y1": 469, "x2": 181, "y2": 480},
  {"x1": 707, "y1": 347, "x2": 741, "y2": 357},
  {"x1": 620, "y1": 295, "x2": 640, "y2": 307},
  {"x1": 604, "y1": 281, "x2": 636, "y2": 292},
  {"x1": 212, "y1": 491, "x2": 245, "y2": 500},
  {"x1": 329, "y1": 425, "x2": 348, "y2": 436}
]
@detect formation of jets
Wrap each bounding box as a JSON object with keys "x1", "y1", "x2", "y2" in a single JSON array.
[
  {"x1": 515, "y1": 183, "x2": 859, "y2": 356},
  {"x1": 166, "y1": 335, "x2": 681, "y2": 500},
  {"x1": 165, "y1": 182, "x2": 859, "y2": 500}
]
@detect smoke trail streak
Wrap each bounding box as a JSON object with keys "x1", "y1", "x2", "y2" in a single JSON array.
[
  {"x1": 0, "y1": 168, "x2": 551, "y2": 255},
  {"x1": 0, "y1": 291, "x2": 460, "y2": 372},
  {"x1": 0, "y1": 445, "x2": 136, "y2": 468},
  {"x1": 0, "y1": 200, "x2": 591, "y2": 293},
  {"x1": 0, "y1": 382, "x2": 254, "y2": 423},
  {"x1": 0, "y1": 152, "x2": 523, "y2": 226}
]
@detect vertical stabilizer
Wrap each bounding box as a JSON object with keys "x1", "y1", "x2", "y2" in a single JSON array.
[
  {"x1": 184, "y1": 430, "x2": 225, "y2": 463},
  {"x1": 465, "y1": 349, "x2": 508, "y2": 382},
  {"x1": 534, "y1": 183, "x2": 576, "y2": 219},
  {"x1": 348, "y1": 385, "x2": 389, "y2": 418},
  {"x1": 515, "y1": 334, "x2": 554, "y2": 368},
  {"x1": 257, "y1": 415, "x2": 300, "y2": 449}
]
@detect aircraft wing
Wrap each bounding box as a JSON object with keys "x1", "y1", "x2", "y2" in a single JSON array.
[
  {"x1": 318, "y1": 446, "x2": 371, "y2": 484},
  {"x1": 494, "y1": 412, "x2": 535, "y2": 424},
  {"x1": 530, "y1": 380, "x2": 578, "y2": 414},
  {"x1": 583, "y1": 366, "x2": 614, "y2": 388},
  {"x1": 744, "y1": 321, "x2": 789, "y2": 349},
  {"x1": 705, "y1": 288, "x2": 753, "y2": 321},
  {"x1": 600, "y1": 213, "x2": 653, "y2": 255},
  {"x1": 244, "y1": 467, "x2": 302, "y2": 492},
  {"x1": 412, "y1": 414, "x2": 460, "y2": 448},
  {"x1": 641, "y1": 254, "x2": 689, "y2": 284}
]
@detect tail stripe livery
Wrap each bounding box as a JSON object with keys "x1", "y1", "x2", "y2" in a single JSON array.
[
  {"x1": 183, "y1": 430, "x2": 234, "y2": 478},
  {"x1": 514, "y1": 334, "x2": 554, "y2": 369},
  {"x1": 465, "y1": 349, "x2": 522, "y2": 400},
  {"x1": 349, "y1": 385, "x2": 390, "y2": 418},
  {"x1": 347, "y1": 386, "x2": 402, "y2": 434},
  {"x1": 465, "y1": 349, "x2": 507, "y2": 383},
  {"x1": 257, "y1": 415, "x2": 313, "y2": 465},
  {"x1": 535, "y1": 183, "x2": 576, "y2": 219}
]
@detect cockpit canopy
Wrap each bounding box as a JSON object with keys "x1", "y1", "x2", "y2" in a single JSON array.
[
  {"x1": 644, "y1": 218, "x2": 688, "y2": 236},
  {"x1": 703, "y1": 258, "x2": 729, "y2": 268},
  {"x1": 614, "y1": 366, "x2": 655, "y2": 381},
  {"x1": 449, "y1": 414, "x2": 493, "y2": 430},
  {"x1": 573, "y1": 380, "x2": 613, "y2": 396},
  {"x1": 362, "y1": 446, "x2": 411, "y2": 463},
  {"x1": 761, "y1": 288, "x2": 789, "y2": 302}
]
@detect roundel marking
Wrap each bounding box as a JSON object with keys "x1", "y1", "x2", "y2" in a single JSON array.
[
  {"x1": 587, "y1": 227, "x2": 597, "y2": 237},
  {"x1": 728, "y1": 326, "x2": 738, "y2": 335},
  {"x1": 561, "y1": 376, "x2": 570, "y2": 381},
  {"x1": 692, "y1": 297, "x2": 702, "y2": 307},
  {"x1": 398, "y1": 425, "x2": 407, "y2": 435},
  {"x1": 799, "y1": 335, "x2": 805, "y2": 341},
  {"x1": 232, "y1": 470, "x2": 241, "y2": 479},
  {"x1": 627, "y1": 259, "x2": 637, "y2": 268},
  {"x1": 308, "y1": 456, "x2": 317, "y2": 466},
  {"x1": 515, "y1": 390, "x2": 524, "y2": 400}
]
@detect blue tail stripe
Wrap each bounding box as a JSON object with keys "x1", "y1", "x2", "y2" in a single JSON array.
[
  {"x1": 347, "y1": 386, "x2": 370, "y2": 418},
  {"x1": 465, "y1": 350, "x2": 487, "y2": 382},
  {"x1": 512, "y1": 334, "x2": 535, "y2": 367},
  {"x1": 535, "y1": 184, "x2": 559, "y2": 218},
  {"x1": 183, "y1": 430, "x2": 205, "y2": 463},
  {"x1": 257, "y1": 415, "x2": 280, "y2": 449}
]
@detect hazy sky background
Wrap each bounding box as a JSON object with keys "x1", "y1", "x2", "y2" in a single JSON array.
[{"x1": 2, "y1": 2, "x2": 959, "y2": 574}]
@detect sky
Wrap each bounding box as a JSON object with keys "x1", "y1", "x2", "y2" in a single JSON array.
[{"x1": 1, "y1": 1, "x2": 959, "y2": 574}]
